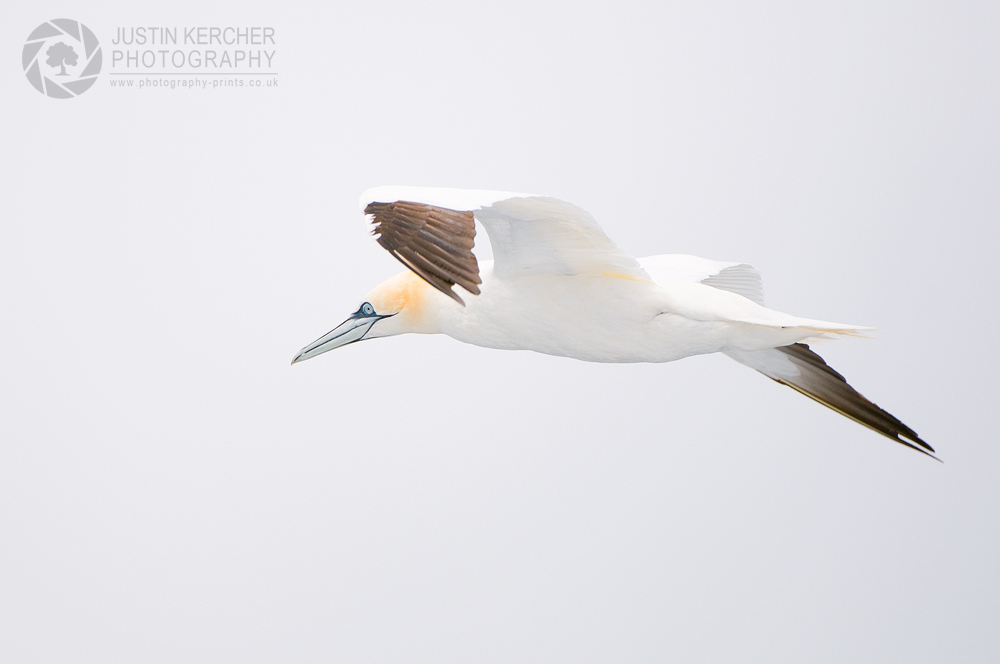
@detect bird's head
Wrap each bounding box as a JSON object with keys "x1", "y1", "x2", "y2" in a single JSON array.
[{"x1": 291, "y1": 270, "x2": 432, "y2": 364}]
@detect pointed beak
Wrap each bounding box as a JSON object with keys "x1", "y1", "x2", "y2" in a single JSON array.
[{"x1": 292, "y1": 314, "x2": 378, "y2": 365}]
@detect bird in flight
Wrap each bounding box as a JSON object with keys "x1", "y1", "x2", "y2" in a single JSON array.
[{"x1": 293, "y1": 186, "x2": 934, "y2": 458}]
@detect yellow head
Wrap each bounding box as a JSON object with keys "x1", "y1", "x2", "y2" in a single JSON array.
[{"x1": 291, "y1": 270, "x2": 434, "y2": 364}]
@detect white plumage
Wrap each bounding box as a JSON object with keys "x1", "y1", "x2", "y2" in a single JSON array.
[{"x1": 293, "y1": 186, "x2": 933, "y2": 457}]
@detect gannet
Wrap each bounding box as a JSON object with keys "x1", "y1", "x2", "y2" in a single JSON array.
[{"x1": 293, "y1": 186, "x2": 934, "y2": 458}]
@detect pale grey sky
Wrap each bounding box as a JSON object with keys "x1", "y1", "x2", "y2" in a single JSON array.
[{"x1": 2, "y1": 2, "x2": 998, "y2": 662}]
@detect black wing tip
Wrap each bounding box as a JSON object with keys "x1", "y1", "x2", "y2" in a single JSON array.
[
  {"x1": 773, "y1": 375, "x2": 939, "y2": 462},
  {"x1": 894, "y1": 436, "x2": 941, "y2": 462},
  {"x1": 910, "y1": 435, "x2": 935, "y2": 454}
]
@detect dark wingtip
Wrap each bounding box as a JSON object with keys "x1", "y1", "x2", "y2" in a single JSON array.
[{"x1": 896, "y1": 437, "x2": 942, "y2": 462}]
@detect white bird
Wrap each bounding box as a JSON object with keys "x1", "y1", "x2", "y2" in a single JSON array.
[{"x1": 294, "y1": 186, "x2": 934, "y2": 458}]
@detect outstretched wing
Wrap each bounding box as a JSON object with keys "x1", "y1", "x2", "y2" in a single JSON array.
[
  {"x1": 366, "y1": 200, "x2": 481, "y2": 305},
  {"x1": 471, "y1": 195, "x2": 648, "y2": 281},
  {"x1": 360, "y1": 186, "x2": 648, "y2": 303},
  {"x1": 725, "y1": 343, "x2": 936, "y2": 458}
]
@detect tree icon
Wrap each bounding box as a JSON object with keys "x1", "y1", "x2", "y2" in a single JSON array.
[{"x1": 46, "y1": 42, "x2": 78, "y2": 76}]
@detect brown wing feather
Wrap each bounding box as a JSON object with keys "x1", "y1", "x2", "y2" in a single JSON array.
[
  {"x1": 772, "y1": 344, "x2": 937, "y2": 459},
  {"x1": 366, "y1": 201, "x2": 482, "y2": 305}
]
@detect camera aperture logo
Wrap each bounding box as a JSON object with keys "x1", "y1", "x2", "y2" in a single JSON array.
[{"x1": 23, "y1": 19, "x2": 102, "y2": 98}]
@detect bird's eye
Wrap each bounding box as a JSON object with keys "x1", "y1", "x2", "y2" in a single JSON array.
[{"x1": 362, "y1": 303, "x2": 375, "y2": 316}]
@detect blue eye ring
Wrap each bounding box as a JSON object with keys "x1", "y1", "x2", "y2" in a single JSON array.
[{"x1": 361, "y1": 302, "x2": 375, "y2": 316}]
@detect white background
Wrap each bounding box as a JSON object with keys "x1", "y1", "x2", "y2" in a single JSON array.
[{"x1": 3, "y1": 2, "x2": 998, "y2": 662}]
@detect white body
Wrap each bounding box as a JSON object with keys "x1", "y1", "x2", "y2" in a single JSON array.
[{"x1": 426, "y1": 258, "x2": 859, "y2": 363}]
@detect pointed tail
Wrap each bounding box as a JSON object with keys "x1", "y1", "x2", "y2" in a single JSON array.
[{"x1": 725, "y1": 344, "x2": 936, "y2": 459}]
